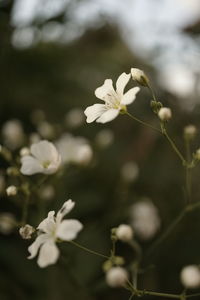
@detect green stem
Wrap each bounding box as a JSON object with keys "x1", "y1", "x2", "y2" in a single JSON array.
[
  {"x1": 162, "y1": 128, "x2": 186, "y2": 166},
  {"x1": 68, "y1": 240, "x2": 109, "y2": 259},
  {"x1": 21, "y1": 194, "x2": 29, "y2": 226},
  {"x1": 185, "y1": 139, "x2": 192, "y2": 203},
  {"x1": 126, "y1": 111, "x2": 161, "y2": 133}
]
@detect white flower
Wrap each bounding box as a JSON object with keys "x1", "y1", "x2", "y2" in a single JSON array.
[
  {"x1": 116, "y1": 224, "x2": 134, "y2": 242},
  {"x1": 180, "y1": 265, "x2": 200, "y2": 289},
  {"x1": 2, "y1": 119, "x2": 24, "y2": 150},
  {"x1": 28, "y1": 199, "x2": 83, "y2": 268},
  {"x1": 6, "y1": 185, "x2": 18, "y2": 196},
  {"x1": 0, "y1": 213, "x2": 16, "y2": 234},
  {"x1": 56, "y1": 134, "x2": 93, "y2": 166},
  {"x1": 20, "y1": 140, "x2": 61, "y2": 175},
  {"x1": 106, "y1": 267, "x2": 129, "y2": 287},
  {"x1": 84, "y1": 72, "x2": 140, "y2": 124}
]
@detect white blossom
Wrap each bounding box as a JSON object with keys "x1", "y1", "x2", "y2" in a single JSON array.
[
  {"x1": 131, "y1": 68, "x2": 149, "y2": 86},
  {"x1": 6, "y1": 185, "x2": 18, "y2": 196},
  {"x1": 184, "y1": 125, "x2": 197, "y2": 140},
  {"x1": 84, "y1": 73, "x2": 140, "y2": 124},
  {"x1": 2, "y1": 119, "x2": 24, "y2": 150},
  {"x1": 56, "y1": 134, "x2": 93, "y2": 166},
  {"x1": 130, "y1": 199, "x2": 160, "y2": 240},
  {"x1": 0, "y1": 213, "x2": 16, "y2": 234},
  {"x1": 116, "y1": 224, "x2": 134, "y2": 242},
  {"x1": 20, "y1": 140, "x2": 61, "y2": 175},
  {"x1": 106, "y1": 267, "x2": 129, "y2": 287},
  {"x1": 19, "y1": 224, "x2": 35, "y2": 239},
  {"x1": 28, "y1": 199, "x2": 83, "y2": 268},
  {"x1": 180, "y1": 265, "x2": 200, "y2": 289}
]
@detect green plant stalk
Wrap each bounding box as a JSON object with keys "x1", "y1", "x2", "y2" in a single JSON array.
[{"x1": 69, "y1": 240, "x2": 109, "y2": 259}]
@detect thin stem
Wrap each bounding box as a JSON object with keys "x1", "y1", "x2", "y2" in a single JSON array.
[
  {"x1": 162, "y1": 128, "x2": 186, "y2": 166},
  {"x1": 185, "y1": 139, "x2": 192, "y2": 203},
  {"x1": 138, "y1": 289, "x2": 181, "y2": 299},
  {"x1": 126, "y1": 112, "x2": 161, "y2": 133},
  {"x1": 68, "y1": 240, "x2": 109, "y2": 259},
  {"x1": 186, "y1": 293, "x2": 200, "y2": 298},
  {"x1": 21, "y1": 194, "x2": 30, "y2": 226}
]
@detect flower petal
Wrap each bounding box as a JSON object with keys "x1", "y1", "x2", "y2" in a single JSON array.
[
  {"x1": 96, "y1": 109, "x2": 119, "y2": 124},
  {"x1": 31, "y1": 140, "x2": 59, "y2": 163},
  {"x1": 84, "y1": 104, "x2": 106, "y2": 123},
  {"x1": 37, "y1": 241, "x2": 59, "y2": 268},
  {"x1": 37, "y1": 211, "x2": 56, "y2": 234},
  {"x1": 116, "y1": 73, "x2": 131, "y2": 96},
  {"x1": 20, "y1": 156, "x2": 43, "y2": 175},
  {"x1": 95, "y1": 79, "x2": 115, "y2": 101},
  {"x1": 56, "y1": 219, "x2": 83, "y2": 241},
  {"x1": 56, "y1": 199, "x2": 75, "y2": 222},
  {"x1": 121, "y1": 87, "x2": 140, "y2": 105},
  {"x1": 28, "y1": 234, "x2": 49, "y2": 259}
]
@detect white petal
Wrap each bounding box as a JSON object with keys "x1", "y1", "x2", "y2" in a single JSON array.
[
  {"x1": 37, "y1": 241, "x2": 59, "y2": 268},
  {"x1": 20, "y1": 156, "x2": 43, "y2": 175},
  {"x1": 95, "y1": 79, "x2": 114, "y2": 100},
  {"x1": 96, "y1": 109, "x2": 119, "y2": 124},
  {"x1": 56, "y1": 219, "x2": 83, "y2": 241},
  {"x1": 121, "y1": 87, "x2": 140, "y2": 105},
  {"x1": 84, "y1": 104, "x2": 106, "y2": 123},
  {"x1": 37, "y1": 211, "x2": 56, "y2": 234},
  {"x1": 116, "y1": 73, "x2": 131, "y2": 96},
  {"x1": 31, "y1": 140, "x2": 59, "y2": 162},
  {"x1": 56, "y1": 199, "x2": 75, "y2": 222},
  {"x1": 28, "y1": 234, "x2": 49, "y2": 259}
]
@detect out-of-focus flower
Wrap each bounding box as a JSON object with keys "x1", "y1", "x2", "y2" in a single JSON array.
[
  {"x1": 40, "y1": 185, "x2": 55, "y2": 201},
  {"x1": 158, "y1": 107, "x2": 172, "y2": 121},
  {"x1": 65, "y1": 108, "x2": 85, "y2": 128},
  {"x1": 0, "y1": 174, "x2": 5, "y2": 194},
  {"x1": 56, "y1": 134, "x2": 93, "y2": 166},
  {"x1": 29, "y1": 132, "x2": 41, "y2": 144},
  {"x1": 180, "y1": 265, "x2": 200, "y2": 289},
  {"x1": 37, "y1": 121, "x2": 55, "y2": 139},
  {"x1": 20, "y1": 147, "x2": 30, "y2": 157},
  {"x1": 95, "y1": 129, "x2": 114, "y2": 148},
  {"x1": 2, "y1": 119, "x2": 24, "y2": 150},
  {"x1": 28, "y1": 199, "x2": 83, "y2": 268},
  {"x1": 31, "y1": 109, "x2": 46, "y2": 124},
  {"x1": 106, "y1": 267, "x2": 129, "y2": 287},
  {"x1": 6, "y1": 185, "x2": 18, "y2": 196},
  {"x1": 19, "y1": 224, "x2": 35, "y2": 239},
  {"x1": 20, "y1": 140, "x2": 61, "y2": 175},
  {"x1": 0, "y1": 213, "x2": 16, "y2": 234},
  {"x1": 84, "y1": 73, "x2": 140, "y2": 124},
  {"x1": 130, "y1": 199, "x2": 160, "y2": 240},
  {"x1": 131, "y1": 68, "x2": 149, "y2": 86},
  {"x1": 115, "y1": 224, "x2": 134, "y2": 242},
  {"x1": 121, "y1": 162, "x2": 139, "y2": 183},
  {"x1": 184, "y1": 125, "x2": 197, "y2": 141}
]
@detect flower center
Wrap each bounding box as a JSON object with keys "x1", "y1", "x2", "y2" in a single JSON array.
[{"x1": 42, "y1": 160, "x2": 51, "y2": 168}]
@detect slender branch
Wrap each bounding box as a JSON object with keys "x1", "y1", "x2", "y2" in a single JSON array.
[
  {"x1": 21, "y1": 194, "x2": 30, "y2": 226},
  {"x1": 68, "y1": 240, "x2": 109, "y2": 259},
  {"x1": 125, "y1": 111, "x2": 161, "y2": 133},
  {"x1": 185, "y1": 139, "x2": 192, "y2": 203}
]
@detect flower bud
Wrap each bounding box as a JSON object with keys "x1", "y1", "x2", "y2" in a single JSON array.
[
  {"x1": 6, "y1": 167, "x2": 20, "y2": 176},
  {"x1": 195, "y1": 149, "x2": 200, "y2": 160},
  {"x1": 116, "y1": 224, "x2": 134, "y2": 242},
  {"x1": 6, "y1": 185, "x2": 18, "y2": 196},
  {"x1": 131, "y1": 68, "x2": 149, "y2": 86},
  {"x1": 121, "y1": 162, "x2": 139, "y2": 183},
  {"x1": 184, "y1": 125, "x2": 197, "y2": 141},
  {"x1": 19, "y1": 224, "x2": 35, "y2": 239},
  {"x1": 158, "y1": 107, "x2": 172, "y2": 121},
  {"x1": 106, "y1": 267, "x2": 129, "y2": 287},
  {"x1": 20, "y1": 147, "x2": 30, "y2": 157},
  {"x1": 65, "y1": 108, "x2": 84, "y2": 128},
  {"x1": 180, "y1": 265, "x2": 200, "y2": 289}
]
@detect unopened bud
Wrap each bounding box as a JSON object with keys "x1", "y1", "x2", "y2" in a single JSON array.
[
  {"x1": 195, "y1": 149, "x2": 200, "y2": 160},
  {"x1": 106, "y1": 267, "x2": 129, "y2": 287},
  {"x1": 20, "y1": 147, "x2": 30, "y2": 157},
  {"x1": 6, "y1": 167, "x2": 20, "y2": 176},
  {"x1": 0, "y1": 213, "x2": 16, "y2": 234},
  {"x1": 180, "y1": 265, "x2": 200, "y2": 289},
  {"x1": 6, "y1": 185, "x2": 17, "y2": 196},
  {"x1": 184, "y1": 125, "x2": 197, "y2": 141},
  {"x1": 158, "y1": 107, "x2": 172, "y2": 121},
  {"x1": 131, "y1": 68, "x2": 149, "y2": 86},
  {"x1": 19, "y1": 224, "x2": 35, "y2": 239},
  {"x1": 116, "y1": 224, "x2": 134, "y2": 242}
]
